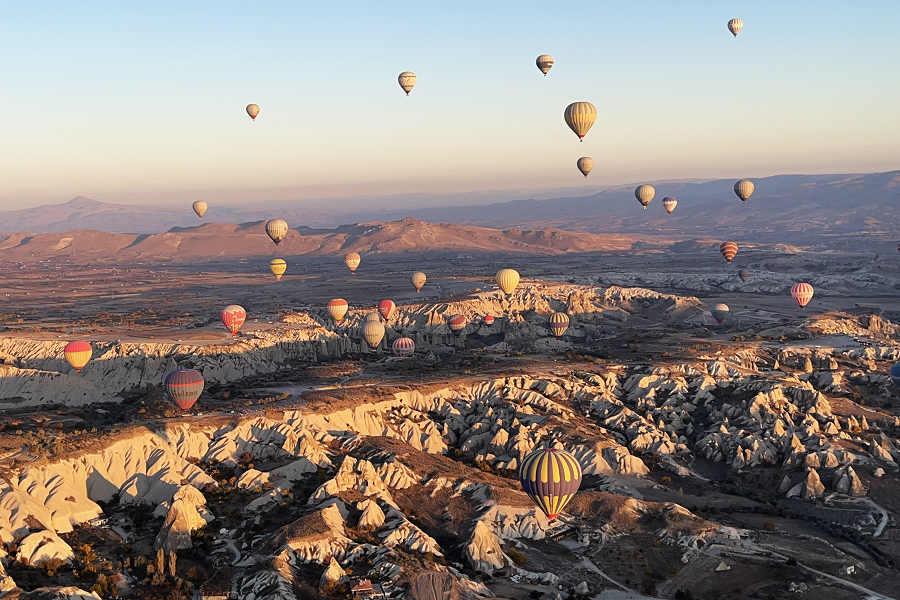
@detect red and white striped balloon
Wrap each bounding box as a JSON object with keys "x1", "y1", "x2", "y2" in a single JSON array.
[
  {"x1": 221, "y1": 305, "x2": 247, "y2": 336},
  {"x1": 791, "y1": 282, "x2": 814, "y2": 308},
  {"x1": 392, "y1": 337, "x2": 416, "y2": 356},
  {"x1": 720, "y1": 241, "x2": 739, "y2": 263},
  {"x1": 378, "y1": 299, "x2": 396, "y2": 321},
  {"x1": 448, "y1": 315, "x2": 467, "y2": 335},
  {"x1": 483, "y1": 314, "x2": 495, "y2": 327}
]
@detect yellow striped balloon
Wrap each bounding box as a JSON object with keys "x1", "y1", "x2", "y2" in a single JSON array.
[
  {"x1": 269, "y1": 258, "x2": 287, "y2": 281},
  {"x1": 728, "y1": 18, "x2": 743, "y2": 37},
  {"x1": 64, "y1": 341, "x2": 92, "y2": 372},
  {"x1": 733, "y1": 179, "x2": 755, "y2": 202},
  {"x1": 362, "y1": 319, "x2": 386, "y2": 350},
  {"x1": 398, "y1": 71, "x2": 416, "y2": 95},
  {"x1": 549, "y1": 312, "x2": 570, "y2": 337},
  {"x1": 265, "y1": 219, "x2": 288, "y2": 245},
  {"x1": 634, "y1": 184, "x2": 655, "y2": 209},
  {"x1": 344, "y1": 252, "x2": 361, "y2": 273},
  {"x1": 519, "y1": 447, "x2": 582, "y2": 521},
  {"x1": 563, "y1": 101, "x2": 597, "y2": 141},
  {"x1": 192, "y1": 201, "x2": 207, "y2": 218},
  {"x1": 495, "y1": 268, "x2": 520, "y2": 295}
]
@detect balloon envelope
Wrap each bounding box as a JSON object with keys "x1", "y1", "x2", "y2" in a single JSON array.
[
  {"x1": 577, "y1": 157, "x2": 593, "y2": 178},
  {"x1": 519, "y1": 447, "x2": 582, "y2": 520},
  {"x1": 327, "y1": 299, "x2": 349, "y2": 323},
  {"x1": 720, "y1": 241, "x2": 739, "y2": 263},
  {"x1": 192, "y1": 201, "x2": 207, "y2": 218},
  {"x1": 269, "y1": 258, "x2": 287, "y2": 280},
  {"x1": 246, "y1": 103, "x2": 260, "y2": 120},
  {"x1": 362, "y1": 319, "x2": 386, "y2": 349},
  {"x1": 536, "y1": 54, "x2": 554, "y2": 75},
  {"x1": 344, "y1": 252, "x2": 361, "y2": 273},
  {"x1": 378, "y1": 299, "x2": 396, "y2": 321},
  {"x1": 662, "y1": 197, "x2": 678, "y2": 214},
  {"x1": 165, "y1": 369, "x2": 204, "y2": 411},
  {"x1": 791, "y1": 282, "x2": 814, "y2": 308},
  {"x1": 496, "y1": 268, "x2": 520, "y2": 295},
  {"x1": 728, "y1": 18, "x2": 743, "y2": 37},
  {"x1": 64, "y1": 341, "x2": 92, "y2": 371},
  {"x1": 549, "y1": 312, "x2": 570, "y2": 337},
  {"x1": 411, "y1": 271, "x2": 427, "y2": 292},
  {"x1": 483, "y1": 314, "x2": 495, "y2": 327},
  {"x1": 221, "y1": 305, "x2": 246, "y2": 336},
  {"x1": 635, "y1": 184, "x2": 655, "y2": 209},
  {"x1": 448, "y1": 314, "x2": 467, "y2": 335},
  {"x1": 265, "y1": 219, "x2": 288, "y2": 245},
  {"x1": 398, "y1": 71, "x2": 416, "y2": 95},
  {"x1": 734, "y1": 179, "x2": 755, "y2": 201},
  {"x1": 738, "y1": 269, "x2": 749, "y2": 283},
  {"x1": 392, "y1": 337, "x2": 416, "y2": 356},
  {"x1": 711, "y1": 303, "x2": 730, "y2": 324},
  {"x1": 563, "y1": 101, "x2": 597, "y2": 141}
]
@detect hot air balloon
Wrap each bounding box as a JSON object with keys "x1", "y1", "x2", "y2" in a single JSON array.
[
  {"x1": 711, "y1": 303, "x2": 730, "y2": 324},
  {"x1": 576, "y1": 157, "x2": 593, "y2": 178},
  {"x1": 344, "y1": 252, "x2": 361, "y2": 273},
  {"x1": 164, "y1": 369, "x2": 204, "y2": 411},
  {"x1": 483, "y1": 314, "x2": 495, "y2": 327},
  {"x1": 269, "y1": 258, "x2": 287, "y2": 281},
  {"x1": 448, "y1": 315, "x2": 467, "y2": 336},
  {"x1": 634, "y1": 184, "x2": 655, "y2": 209},
  {"x1": 791, "y1": 282, "x2": 814, "y2": 308},
  {"x1": 192, "y1": 201, "x2": 208, "y2": 218},
  {"x1": 519, "y1": 447, "x2": 582, "y2": 521},
  {"x1": 734, "y1": 179, "x2": 755, "y2": 202},
  {"x1": 362, "y1": 319, "x2": 386, "y2": 350},
  {"x1": 720, "y1": 241, "x2": 739, "y2": 263},
  {"x1": 411, "y1": 271, "x2": 427, "y2": 293},
  {"x1": 365, "y1": 311, "x2": 382, "y2": 323},
  {"x1": 536, "y1": 54, "x2": 554, "y2": 76},
  {"x1": 662, "y1": 196, "x2": 678, "y2": 214},
  {"x1": 378, "y1": 299, "x2": 396, "y2": 321},
  {"x1": 738, "y1": 269, "x2": 749, "y2": 283},
  {"x1": 64, "y1": 341, "x2": 92, "y2": 372},
  {"x1": 246, "y1": 103, "x2": 260, "y2": 120},
  {"x1": 392, "y1": 337, "x2": 416, "y2": 357},
  {"x1": 890, "y1": 363, "x2": 900, "y2": 387},
  {"x1": 549, "y1": 312, "x2": 570, "y2": 337},
  {"x1": 398, "y1": 71, "x2": 416, "y2": 95},
  {"x1": 327, "y1": 298, "x2": 349, "y2": 323},
  {"x1": 265, "y1": 219, "x2": 288, "y2": 245},
  {"x1": 221, "y1": 305, "x2": 247, "y2": 336},
  {"x1": 728, "y1": 18, "x2": 743, "y2": 37},
  {"x1": 564, "y1": 101, "x2": 597, "y2": 141},
  {"x1": 496, "y1": 268, "x2": 520, "y2": 295}
]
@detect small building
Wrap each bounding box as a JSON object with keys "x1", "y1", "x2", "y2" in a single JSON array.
[{"x1": 350, "y1": 578, "x2": 377, "y2": 599}]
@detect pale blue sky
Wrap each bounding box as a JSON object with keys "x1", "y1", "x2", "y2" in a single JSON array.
[{"x1": 0, "y1": 1, "x2": 897, "y2": 207}]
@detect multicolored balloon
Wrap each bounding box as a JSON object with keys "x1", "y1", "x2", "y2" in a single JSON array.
[
  {"x1": 791, "y1": 282, "x2": 814, "y2": 308},
  {"x1": 519, "y1": 447, "x2": 582, "y2": 521},
  {"x1": 327, "y1": 299, "x2": 349, "y2": 323},
  {"x1": 362, "y1": 319, "x2": 386, "y2": 349},
  {"x1": 164, "y1": 369, "x2": 204, "y2": 411},
  {"x1": 269, "y1": 258, "x2": 287, "y2": 281},
  {"x1": 564, "y1": 101, "x2": 597, "y2": 141},
  {"x1": 734, "y1": 179, "x2": 755, "y2": 202},
  {"x1": 64, "y1": 341, "x2": 92, "y2": 372},
  {"x1": 411, "y1": 271, "x2": 427, "y2": 292},
  {"x1": 192, "y1": 201, "x2": 207, "y2": 218},
  {"x1": 246, "y1": 103, "x2": 260, "y2": 120},
  {"x1": 398, "y1": 71, "x2": 416, "y2": 95},
  {"x1": 711, "y1": 303, "x2": 730, "y2": 324},
  {"x1": 634, "y1": 184, "x2": 655, "y2": 209},
  {"x1": 221, "y1": 305, "x2": 247, "y2": 336},
  {"x1": 265, "y1": 219, "x2": 288, "y2": 245},
  {"x1": 549, "y1": 312, "x2": 570, "y2": 337},
  {"x1": 728, "y1": 18, "x2": 743, "y2": 37},
  {"x1": 496, "y1": 268, "x2": 520, "y2": 295},
  {"x1": 378, "y1": 299, "x2": 396, "y2": 321},
  {"x1": 448, "y1": 315, "x2": 467, "y2": 336},
  {"x1": 720, "y1": 241, "x2": 739, "y2": 263},
  {"x1": 536, "y1": 54, "x2": 554, "y2": 76},
  {"x1": 392, "y1": 337, "x2": 416, "y2": 357},
  {"x1": 662, "y1": 196, "x2": 678, "y2": 214},
  {"x1": 344, "y1": 252, "x2": 361, "y2": 273}
]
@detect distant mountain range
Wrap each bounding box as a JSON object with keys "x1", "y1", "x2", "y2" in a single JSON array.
[
  {"x1": 0, "y1": 171, "x2": 897, "y2": 244},
  {"x1": 0, "y1": 219, "x2": 652, "y2": 264}
]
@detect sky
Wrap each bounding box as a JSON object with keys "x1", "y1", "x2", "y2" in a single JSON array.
[{"x1": 0, "y1": 1, "x2": 898, "y2": 208}]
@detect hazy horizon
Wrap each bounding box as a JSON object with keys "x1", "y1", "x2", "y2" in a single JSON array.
[{"x1": 1, "y1": 2, "x2": 898, "y2": 208}]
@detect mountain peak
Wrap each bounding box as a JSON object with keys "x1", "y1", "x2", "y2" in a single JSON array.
[{"x1": 65, "y1": 196, "x2": 104, "y2": 209}]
